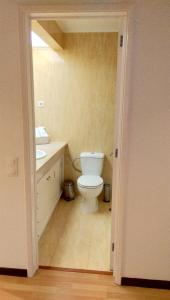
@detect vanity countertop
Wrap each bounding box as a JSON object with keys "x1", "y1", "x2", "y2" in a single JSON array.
[{"x1": 36, "y1": 141, "x2": 67, "y2": 182}]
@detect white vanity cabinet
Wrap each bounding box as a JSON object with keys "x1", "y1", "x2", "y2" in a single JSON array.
[{"x1": 37, "y1": 155, "x2": 64, "y2": 239}]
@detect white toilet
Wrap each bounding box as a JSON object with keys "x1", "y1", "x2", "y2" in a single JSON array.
[{"x1": 77, "y1": 152, "x2": 104, "y2": 213}]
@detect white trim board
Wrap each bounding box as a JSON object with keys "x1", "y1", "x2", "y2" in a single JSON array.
[{"x1": 19, "y1": 3, "x2": 133, "y2": 284}]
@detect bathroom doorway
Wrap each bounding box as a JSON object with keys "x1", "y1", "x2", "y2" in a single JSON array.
[
  {"x1": 20, "y1": 5, "x2": 129, "y2": 283},
  {"x1": 32, "y1": 19, "x2": 119, "y2": 271}
]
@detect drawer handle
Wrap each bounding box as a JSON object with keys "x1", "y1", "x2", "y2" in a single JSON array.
[{"x1": 46, "y1": 175, "x2": 51, "y2": 181}]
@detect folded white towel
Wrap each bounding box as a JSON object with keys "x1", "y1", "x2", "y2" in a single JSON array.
[{"x1": 35, "y1": 127, "x2": 50, "y2": 144}]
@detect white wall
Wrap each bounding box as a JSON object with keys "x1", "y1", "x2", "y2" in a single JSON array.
[
  {"x1": 0, "y1": 0, "x2": 28, "y2": 269},
  {"x1": 0, "y1": 0, "x2": 169, "y2": 280},
  {"x1": 122, "y1": 0, "x2": 170, "y2": 281}
]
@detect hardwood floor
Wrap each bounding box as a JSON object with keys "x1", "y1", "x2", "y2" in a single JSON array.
[{"x1": 0, "y1": 269, "x2": 169, "y2": 300}]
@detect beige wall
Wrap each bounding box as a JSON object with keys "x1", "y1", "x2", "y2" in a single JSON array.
[
  {"x1": 0, "y1": 0, "x2": 170, "y2": 281},
  {"x1": 33, "y1": 33, "x2": 118, "y2": 184},
  {"x1": 0, "y1": 0, "x2": 28, "y2": 269}
]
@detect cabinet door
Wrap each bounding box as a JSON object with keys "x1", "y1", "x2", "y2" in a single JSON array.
[
  {"x1": 50, "y1": 159, "x2": 60, "y2": 208},
  {"x1": 37, "y1": 168, "x2": 54, "y2": 238},
  {"x1": 36, "y1": 155, "x2": 65, "y2": 239},
  {"x1": 51, "y1": 155, "x2": 64, "y2": 199},
  {"x1": 59, "y1": 155, "x2": 64, "y2": 195}
]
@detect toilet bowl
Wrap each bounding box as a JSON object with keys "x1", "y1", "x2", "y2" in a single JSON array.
[
  {"x1": 77, "y1": 175, "x2": 103, "y2": 213},
  {"x1": 77, "y1": 152, "x2": 104, "y2": 213}
]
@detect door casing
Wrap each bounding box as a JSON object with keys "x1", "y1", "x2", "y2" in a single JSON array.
[{"x1": 19, "y1": 2, "x2": 133, "y2": 284}]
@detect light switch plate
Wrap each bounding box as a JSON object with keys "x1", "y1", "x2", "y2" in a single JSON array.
[{"x1": 6, "y1": 157, "x2": 19, "y2": 177}]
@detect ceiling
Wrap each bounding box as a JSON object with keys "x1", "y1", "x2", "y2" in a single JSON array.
[{"x1": 56, "y1": 17, "x2": 122, "y2": 33}]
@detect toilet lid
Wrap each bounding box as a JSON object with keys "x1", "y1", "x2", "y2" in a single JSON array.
[{"x1": 78, "y1": 175, "x2": 103, "y2": 188}]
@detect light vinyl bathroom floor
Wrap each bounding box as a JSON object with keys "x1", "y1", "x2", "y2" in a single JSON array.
[{"x1": 39, "y1": 196, "x2": 111, "y2": 271}]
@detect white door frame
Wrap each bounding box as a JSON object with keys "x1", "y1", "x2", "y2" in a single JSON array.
[{"x1": 19, "y1": 2, "x2": 133, "y2": 283}]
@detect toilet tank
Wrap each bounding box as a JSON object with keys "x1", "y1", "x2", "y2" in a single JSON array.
[{"x1": 80, "y1": 152, "x2": 104, "y2": 175}]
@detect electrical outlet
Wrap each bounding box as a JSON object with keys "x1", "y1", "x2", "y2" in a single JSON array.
[{"x1": 37, "y1": 100, "x2": 45, "y2": 108}]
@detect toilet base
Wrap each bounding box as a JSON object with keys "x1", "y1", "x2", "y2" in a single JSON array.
[{"x1": 81, "y1": 197, "x2": 98, "y2": 213}]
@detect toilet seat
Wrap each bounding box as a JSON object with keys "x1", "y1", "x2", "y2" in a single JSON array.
[{"x1": 77, "y1": 175, "x2": 103, "y2": 189}]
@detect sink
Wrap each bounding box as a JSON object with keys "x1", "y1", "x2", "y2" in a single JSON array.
[{"x1": 36, "y1": 149, "x2": 47, "y2": 160}]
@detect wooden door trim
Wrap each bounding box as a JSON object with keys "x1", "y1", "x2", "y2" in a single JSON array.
[{"x1": 39, "y1": 265, "x2": 113, "y2": 275}]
